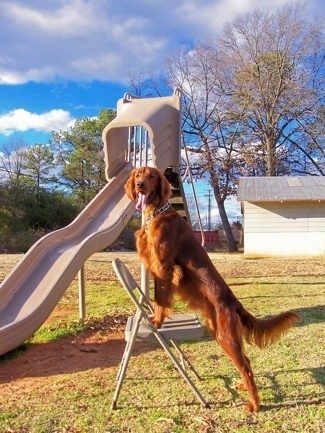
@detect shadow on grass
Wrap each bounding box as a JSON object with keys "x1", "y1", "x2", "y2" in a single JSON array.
[
  {"x1": 202, "y1": 365, "x2": 324, "y2": 411},
  {"x1": 294, "y1": 305, "x2": 325, "y2": 325},
  {"x1": 252, "y1": 365, "x2": 325, "y2": 414},
  {"x1": 261, "y1": 398, "x2": 325, "y2": 413},
  {"x1": 112, "y1": 365, "x2": 325, "y2": 412}
]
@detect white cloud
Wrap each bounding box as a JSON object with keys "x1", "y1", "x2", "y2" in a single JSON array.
[
  {"x1": 0, "y1": 109, "x2": 75, "y2": 136},
  {"x1": 0, "y1": 68, "x2": 56, "y2": 85},
  {"x1": 4, "y1": 0, "x2": 97, "y2": 36},
  {"x1": 0, "y1": 0, "x2": 321, "y2": 85}
]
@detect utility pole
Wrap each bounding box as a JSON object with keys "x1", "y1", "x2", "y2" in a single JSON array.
[{"x1": 204, "y1": 189, "x2": 212, "y2": 230}]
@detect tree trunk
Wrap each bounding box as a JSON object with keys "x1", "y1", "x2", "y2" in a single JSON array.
[
  {"x1": 266, "y1": 136, "x2": 277, "y2": 176},
  {"x1": 217, "y1": 199, "x2": 238, "y2": 252},
  {"x1": 212, "y1": 182, "x2": 238, "y2": 252}
]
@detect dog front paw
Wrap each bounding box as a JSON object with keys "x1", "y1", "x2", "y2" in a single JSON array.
[{"x1": 149, "y1": 314, "x2": 163, "y2": 328}]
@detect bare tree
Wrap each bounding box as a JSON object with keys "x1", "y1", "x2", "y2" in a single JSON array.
[
  {"x1": 221, "y1": 3, "x2": 325, "y2": 176},
  {"x1": 166, "y1": 43, "x2": 243, "y2": 251},
  {"x1": 0, "y1": 138, "x2": 26, "y2": 186},
  {"x1": 128, "y1": 70, "x2": 169, "y2": 98},
  {"x1": 130, "y1": 3, "x2": 324, "y2": 251}
]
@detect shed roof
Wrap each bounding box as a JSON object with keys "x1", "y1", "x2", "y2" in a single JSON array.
[{"x1": 237, "y1": 176, "x2": 325, "y2": 202}]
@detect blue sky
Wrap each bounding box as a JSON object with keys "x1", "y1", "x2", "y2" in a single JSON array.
[{"x1": 0, "y1": 0, "x2": 322, "y2": 222}]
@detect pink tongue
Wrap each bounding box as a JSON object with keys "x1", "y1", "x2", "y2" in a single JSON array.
[{"x1": 136, "y1": 193, "x2": 148, "y2": 211}]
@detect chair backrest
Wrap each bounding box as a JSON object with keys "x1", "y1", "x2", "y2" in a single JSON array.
[
  {"x1": 112, "y1": 258, "x2": 153, "y2": 314},
  {"x1": 112, "y1": 258, "x2": 139, "y2": 292},
  {"x1": 113, "y1": 258, "x2": 206, "y2": 343}
]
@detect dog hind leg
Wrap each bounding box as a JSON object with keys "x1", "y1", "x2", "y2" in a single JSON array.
[{"x1": 215, "y1": 309, "x2": 260, "y2": 412}]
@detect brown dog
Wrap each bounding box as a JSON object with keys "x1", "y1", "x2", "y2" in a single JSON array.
[{"x1": 125, "y1": 166, "x2": 299, "y2": 412}]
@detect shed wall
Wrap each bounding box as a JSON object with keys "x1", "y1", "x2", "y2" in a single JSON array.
[{"x1": 243, "y1": 201, "x2": 325, "y2": 255}]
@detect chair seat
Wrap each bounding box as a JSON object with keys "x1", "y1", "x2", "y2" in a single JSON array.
[{"x1": 125, "y1": 313, "x2": 205, "y2": 342}]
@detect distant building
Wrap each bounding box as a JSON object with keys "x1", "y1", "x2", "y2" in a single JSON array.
[{"x1": 237, "y1": 177, "x2": 325, "y2": 256}]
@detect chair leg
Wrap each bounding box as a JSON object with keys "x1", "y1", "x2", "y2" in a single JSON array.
[
  {"x1": 169, "y1": 339, "x2": 202, "y2": 380},
  {"x1": 153, "y1": 332, "x2": 209, "y2": 408},
  {"x1": 115, "y1": 338, "x2": 131, "y2": 382},
  {"x1": 110, "y1": 315, "x2": 142, "y2": 410}
]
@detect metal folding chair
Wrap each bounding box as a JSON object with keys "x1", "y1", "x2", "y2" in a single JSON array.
[{"x1": 110, "y1": 258, "x2": 209, "y2": 409}]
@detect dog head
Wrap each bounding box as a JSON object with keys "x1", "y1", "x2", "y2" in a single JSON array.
[{"x1": 125, "y1": 166, "x2": 171, "y2": 212}]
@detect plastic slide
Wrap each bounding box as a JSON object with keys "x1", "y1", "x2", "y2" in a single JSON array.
[
  {"x1": 0, "y1": 91, "x2": 182, "y2": 356},
  {"x1": 0, "y1": 163, "x2": 135, "y2": 356}
]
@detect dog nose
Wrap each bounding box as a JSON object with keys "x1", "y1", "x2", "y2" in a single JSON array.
[{"x1": 136, "y1": 181, "x2": 144, "y2": 188}]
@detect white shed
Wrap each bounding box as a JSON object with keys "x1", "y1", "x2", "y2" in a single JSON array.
[{"x1": 237, "y1": 177, "x2": 325, "y2": 256}]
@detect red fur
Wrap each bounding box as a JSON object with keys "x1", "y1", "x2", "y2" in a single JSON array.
[{"x1": 125, "y1": 166, "x2": 300, "y2": 412}]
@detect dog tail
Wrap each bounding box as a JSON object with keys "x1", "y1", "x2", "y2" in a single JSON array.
[{"x1": 238, "y1": 305, "x2": 299, "y2": 348}]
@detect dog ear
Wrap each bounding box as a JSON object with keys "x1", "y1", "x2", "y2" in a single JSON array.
[
  {"x1": 158, "y1": 170, "x2": 171, "y2": 202},
  {"x1": 125, "y1": 169, "x2": 138, "y2": 201}
]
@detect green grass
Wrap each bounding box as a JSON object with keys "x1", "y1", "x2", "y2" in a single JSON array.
[
  {"x1": 0, "y1": 253, "x2": 324, "y2": 432},
  {"x1": 28, "y1": 280, "x2": 133, "y2": 344}
]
